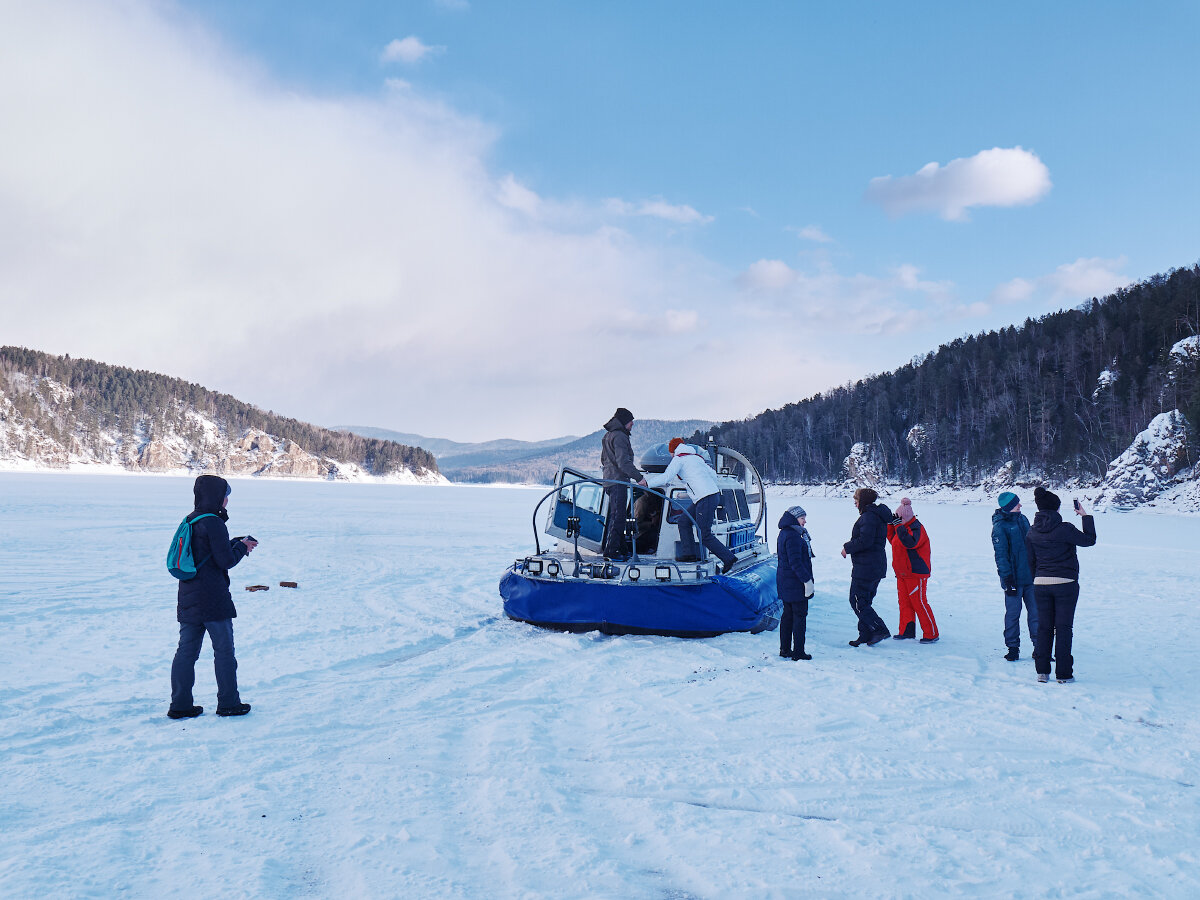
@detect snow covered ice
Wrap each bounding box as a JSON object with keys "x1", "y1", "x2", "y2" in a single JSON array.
[{"x1": 2, "y1": 474, "x2": 1199, "y2": 898}]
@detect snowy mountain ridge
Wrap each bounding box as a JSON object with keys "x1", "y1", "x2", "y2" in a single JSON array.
[{"x1": 0, "y1": 366, "x2": 445, "y2": 484}]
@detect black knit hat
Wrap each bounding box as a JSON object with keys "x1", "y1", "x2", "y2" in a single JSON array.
[
  {"x1": 614, "y1": 407, "x2": 634, "y2": 426},
  {"x1": 1033, "y1": 486, "x2": 1060, "y2": 511}
]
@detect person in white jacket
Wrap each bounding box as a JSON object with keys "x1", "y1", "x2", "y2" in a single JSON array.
[{"x1": 645, "y1": 439, "x2": 738, "y2": 572}]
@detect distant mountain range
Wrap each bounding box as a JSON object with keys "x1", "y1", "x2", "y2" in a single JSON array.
[{"x1": 337, "y1": 420, "x2": 717, "y2": 484}]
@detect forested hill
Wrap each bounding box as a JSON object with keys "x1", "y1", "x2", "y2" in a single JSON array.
[
  {"x1": 703, "y1": 265, "x2": 1200, "y2": 489},
  {"x1": 0, "y1": 347, "x2": 441, "y2": 481}
]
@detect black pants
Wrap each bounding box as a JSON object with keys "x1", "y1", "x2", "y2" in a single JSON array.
[
  {"x1": 1033, "y1": 582, "x2": 1079, "y2": 679},
  {"x1": 849, "y1": 576, "x2": 890, "y2": 641},
  {"x1": 680, "y1": 493, "x2": 737, "y2": 567},
  {"x1": 170, "y1": 619, "x2": 240, "y2": 710},
  {"x1": 780, "y1": 599, "x2": 808, "y2": 657},
  {"x1": 601, "y1": 483, "x2": 630, "y2": 558}
]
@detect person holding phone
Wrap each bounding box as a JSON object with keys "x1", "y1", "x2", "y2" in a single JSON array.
[
  {"x1": 168, "y1": 475, "x2": 258, "y2": 719},
  {"x1": 1024, "y1": 486, "x2": 1097, "y2": 684}
]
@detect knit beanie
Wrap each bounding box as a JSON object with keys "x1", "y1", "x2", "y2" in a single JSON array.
[
  {"x1": 787, "y1": 505, "x2": 807, "y2": 519},
  {"x1": 998, "y1": 491, "x2": 1020, "y2": 513},
  {"x1": 1033, "y1": 486, "x2": 1060, "y2": 511},
  {"x1": 614, "y1": 407, "x2": 634, "y2": 427},
  {"x1": 668, "y1": 437, "x2": 684, "y2": 454},
  {"x1": 854, "y1": 487, "x2": 879, "y2": 510},
  {"x1": 895, "y1": 497, "x2": 914, "y2": 523}
]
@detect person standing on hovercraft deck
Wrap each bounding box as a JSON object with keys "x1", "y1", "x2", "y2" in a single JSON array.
[
  {"x1": 991, "y1": 491, "x2": 1039, "y2": 662},
  {"x1": 840, "y1": 487, "x2": 892, "y2": 646},
  {"x1": 887, "y1": 497, "x2": 938, "y2": 643},
  {"x1": 600, "y1": 408, "x2": 648, "y2": 561},
  {"x1": 645, "y1": 439, "x2": 738, "y2": 573},
  {"x1": 776, "y1": 505, "x2": 815, "y2": 660},
  {"x1": 1025, "y1": 487, "x2": 1096, "y2": 684},
  {"x1": 167, "y1": 475, "x2": 257, "y2": 719}
]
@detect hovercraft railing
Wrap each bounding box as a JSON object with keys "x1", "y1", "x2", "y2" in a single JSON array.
[{"x1": 529, "y1": 476, "x2": 705, "y2": 569}]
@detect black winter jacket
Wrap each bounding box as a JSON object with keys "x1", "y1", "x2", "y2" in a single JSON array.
[
  {"x1": 1025, "y1": 510, "x2": 1096, "y2": 581},
  {"x1": 601, "y1": 416, "x2": 641, "y2": 483},
  {"x1": 843, "y1": 502, "x2": 893, "y2": 581},
  {"x1": 177, "y1": 475, "x2": 248, "y2": 624},
  {"x1": 776, "y1": 510, "x2": 815, "y2": 602}
]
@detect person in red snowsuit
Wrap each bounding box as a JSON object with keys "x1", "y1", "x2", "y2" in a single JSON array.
[{"x1": 887, "y1": 497, "x2": 938, "y2": 643}]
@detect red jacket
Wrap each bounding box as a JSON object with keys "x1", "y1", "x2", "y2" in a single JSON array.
[{"x1": 888, "y1": 518, "x2": 931, "y2": 577}]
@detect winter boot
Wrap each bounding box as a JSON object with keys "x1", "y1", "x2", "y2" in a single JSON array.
[
  {"x1": 791, "y1": 650, "x2": 812, "y2": 661},
  {"x1": 919, "y1": 636, "x2": 940, "y2": 644},
  {"x1": 1057, "y1": 677, "x2": 1076, "y2": 684},
  {"x1": 866, "y1": 632, "x2": 889, "y2": 646},
  {"x1": 1004, "y1": 647, "x2": 1020, "y2": 661},
  {"x1": 1037, "y1": 674, "x2": 1049, "y2": 683},
  {"x1": 167, "y1": 705, "x2": 203, "y2": 719},
  {"x1": 893, "y1": 622, "x2": 916, "y2": 640},
  {"x1": 216, "y1": 703, "x2": 252, "y2": 717},
  {"x1": 849, "y1": 638, "x2": 867, "y2": 647}
]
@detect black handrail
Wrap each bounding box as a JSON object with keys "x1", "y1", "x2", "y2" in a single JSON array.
[{"x1": 529, "y1": 476, "x2": 704, "y2": 558}]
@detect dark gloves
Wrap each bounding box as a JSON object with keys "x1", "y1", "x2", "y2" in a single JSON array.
[{"x1": 1001, "y1": 577, "x2": 1018, "y2": 595}]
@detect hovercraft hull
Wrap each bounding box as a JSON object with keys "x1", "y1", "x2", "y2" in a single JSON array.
[{"x1": 500, "y1": 557, "x2": 781, "y2": 638}]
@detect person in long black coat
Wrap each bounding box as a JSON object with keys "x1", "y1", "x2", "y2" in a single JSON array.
[
  {"x1": 1025, "y1": 486, "x2": 1096, "y2": 683},
  {"x1": 776, "y1": 506, "x2": 815, "y2": 660},
  {"x1": 168, "y1": 475, "x2": 258, "y2": 718},
  {"x1": 840, "y1": 487, "x2": 893, "y2": 646}
]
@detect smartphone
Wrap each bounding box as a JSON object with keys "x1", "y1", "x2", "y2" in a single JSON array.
[{"x1": 1072, "y1": 499, "x2": 1082, "y2": 513}]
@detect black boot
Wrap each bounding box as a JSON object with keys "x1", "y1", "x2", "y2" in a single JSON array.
[
  {"x1": 167, "y1": 705, "x2": 203, "y2": 719},
  {"x1": 216, "y1": 703, "x2": 251, "y2": 717},
  {"x1": 1004, "y1": 647, "x2": 1020, "y2": 661},
  {"x1": 893, "y1": 622, "x2": 916, "y2": 640},
  {"x1": 791, "y1": 650, "x2": 812, "y2": 660}
]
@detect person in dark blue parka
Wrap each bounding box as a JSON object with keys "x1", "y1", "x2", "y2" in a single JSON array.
[
  {"x1": 840, "y1": 487, "x2": 893, "y2": 646},
  {"x1": 1025, "y1": 486, "x2": 1096, "y2": 684},
  {"x1": 168, "y1": 475, "x2": 257, "y2": 719},
  {"x1": 776, "y1": 505, "x2": 815, "y2": 660},
  {"x1": 991, "y1": 491, "x2": 1039, "y2": 661}
]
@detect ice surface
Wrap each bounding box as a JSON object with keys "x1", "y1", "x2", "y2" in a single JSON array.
[{"x1": 1, "y1": 474, "x2": 1198, "y2": 898}]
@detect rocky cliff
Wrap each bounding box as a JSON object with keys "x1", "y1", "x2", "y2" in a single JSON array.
[{"x1": 0, "y1": 364, "x2": 445, "y2": 484}]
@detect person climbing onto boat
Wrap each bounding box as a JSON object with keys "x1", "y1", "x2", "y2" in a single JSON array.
[
  {"x1": 887, "y1": 497, "x2": 938, "y2": 643},
  {"x1": 840, "y1": 487, "x2": 892, "y2": 646},
  {"x1": 645, "y1": 438, "x2": 738, "y2": 573},
  {"x1": 600, "y1": 407, "x2": 647, "y2": 561},
  {"x1": 1025, "y1": 487, "x2": 1097, "y2": 684},
  {"x1": 777, "y1": 505, "x2": 815, "y2": 660}
]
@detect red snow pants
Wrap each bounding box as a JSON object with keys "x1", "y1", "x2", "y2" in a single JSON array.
[{"x1": 896, "y1": 575, "x2": 938, "y2": 639}]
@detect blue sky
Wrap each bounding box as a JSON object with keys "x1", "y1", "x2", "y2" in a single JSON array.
[{"x1": 2, "y1": 1, "x2": 1198, "y2": 440}]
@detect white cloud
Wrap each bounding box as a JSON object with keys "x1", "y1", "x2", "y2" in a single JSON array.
[
  {"x1": 990, "y1": 257, "x2": 1129, "y2": 306},
  {"x1": 866, "y1": 146, "x2": 1052, "y2": 221},
  {"x1": 0, "y1": 1, "x2": 758, "y2": 439},
  {"x1": 381, "y1": 36, "x2": 444, "y2": 65},
  {"x1": 495, "y1": 173, "x2": 542, "y2": 216},
  {"x1": 605, "y1": 197, "x2": 714, "y2": 225},
  {"x1": 736, "y1": 259, "x2": 966, "y2": 335},
  {"x1": 796, "y1": 225, "x2": 832, "y2": 243}
]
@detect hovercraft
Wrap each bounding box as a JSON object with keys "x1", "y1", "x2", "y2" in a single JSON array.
[{"x1": 500, "y1": 440, "x2": 780, "y2": 637}]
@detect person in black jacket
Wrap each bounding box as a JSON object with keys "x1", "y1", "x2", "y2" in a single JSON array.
[
  {"x1": 599, "y1": 408, "x2": 647, "y2": 561},
  {"x1": 840, "y1": 487, "x2": 893, "y2": 646},
  {"x1": 168, "y1": 475, "x2": 257, "y2": 718},
  {"x1": 776, "y1": 506, "x2": 815, "y2": 660},
  {"x1": 1025, "y1": 486, "x2": 1097, "y2": 684}
]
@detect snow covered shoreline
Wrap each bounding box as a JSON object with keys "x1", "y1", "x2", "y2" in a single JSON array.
[{"x1": 2, "y1": 476, "x2": 1198, "y2": 897}]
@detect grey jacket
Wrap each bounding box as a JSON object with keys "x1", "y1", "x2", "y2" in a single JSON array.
[{"x1": 601, "y1": 416, "x2": 641, "y2": 483}]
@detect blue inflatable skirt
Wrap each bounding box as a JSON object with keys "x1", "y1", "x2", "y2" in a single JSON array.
[{"x1": 500, "y1": 557, "x2": 781, "y2": 638}]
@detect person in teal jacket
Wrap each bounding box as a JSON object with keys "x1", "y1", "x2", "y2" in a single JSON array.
[{"x1": 991, "y1": 491, "x2": 1039, "y2": 662}]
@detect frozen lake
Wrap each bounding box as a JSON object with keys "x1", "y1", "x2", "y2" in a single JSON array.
[{"x1": 2, "y1": 473, "x2": 1198, "y2": 898}]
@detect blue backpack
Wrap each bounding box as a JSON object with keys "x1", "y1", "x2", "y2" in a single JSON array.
[{"x1": 166, "y1": 513, "x2": 219, "y2": 580}]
